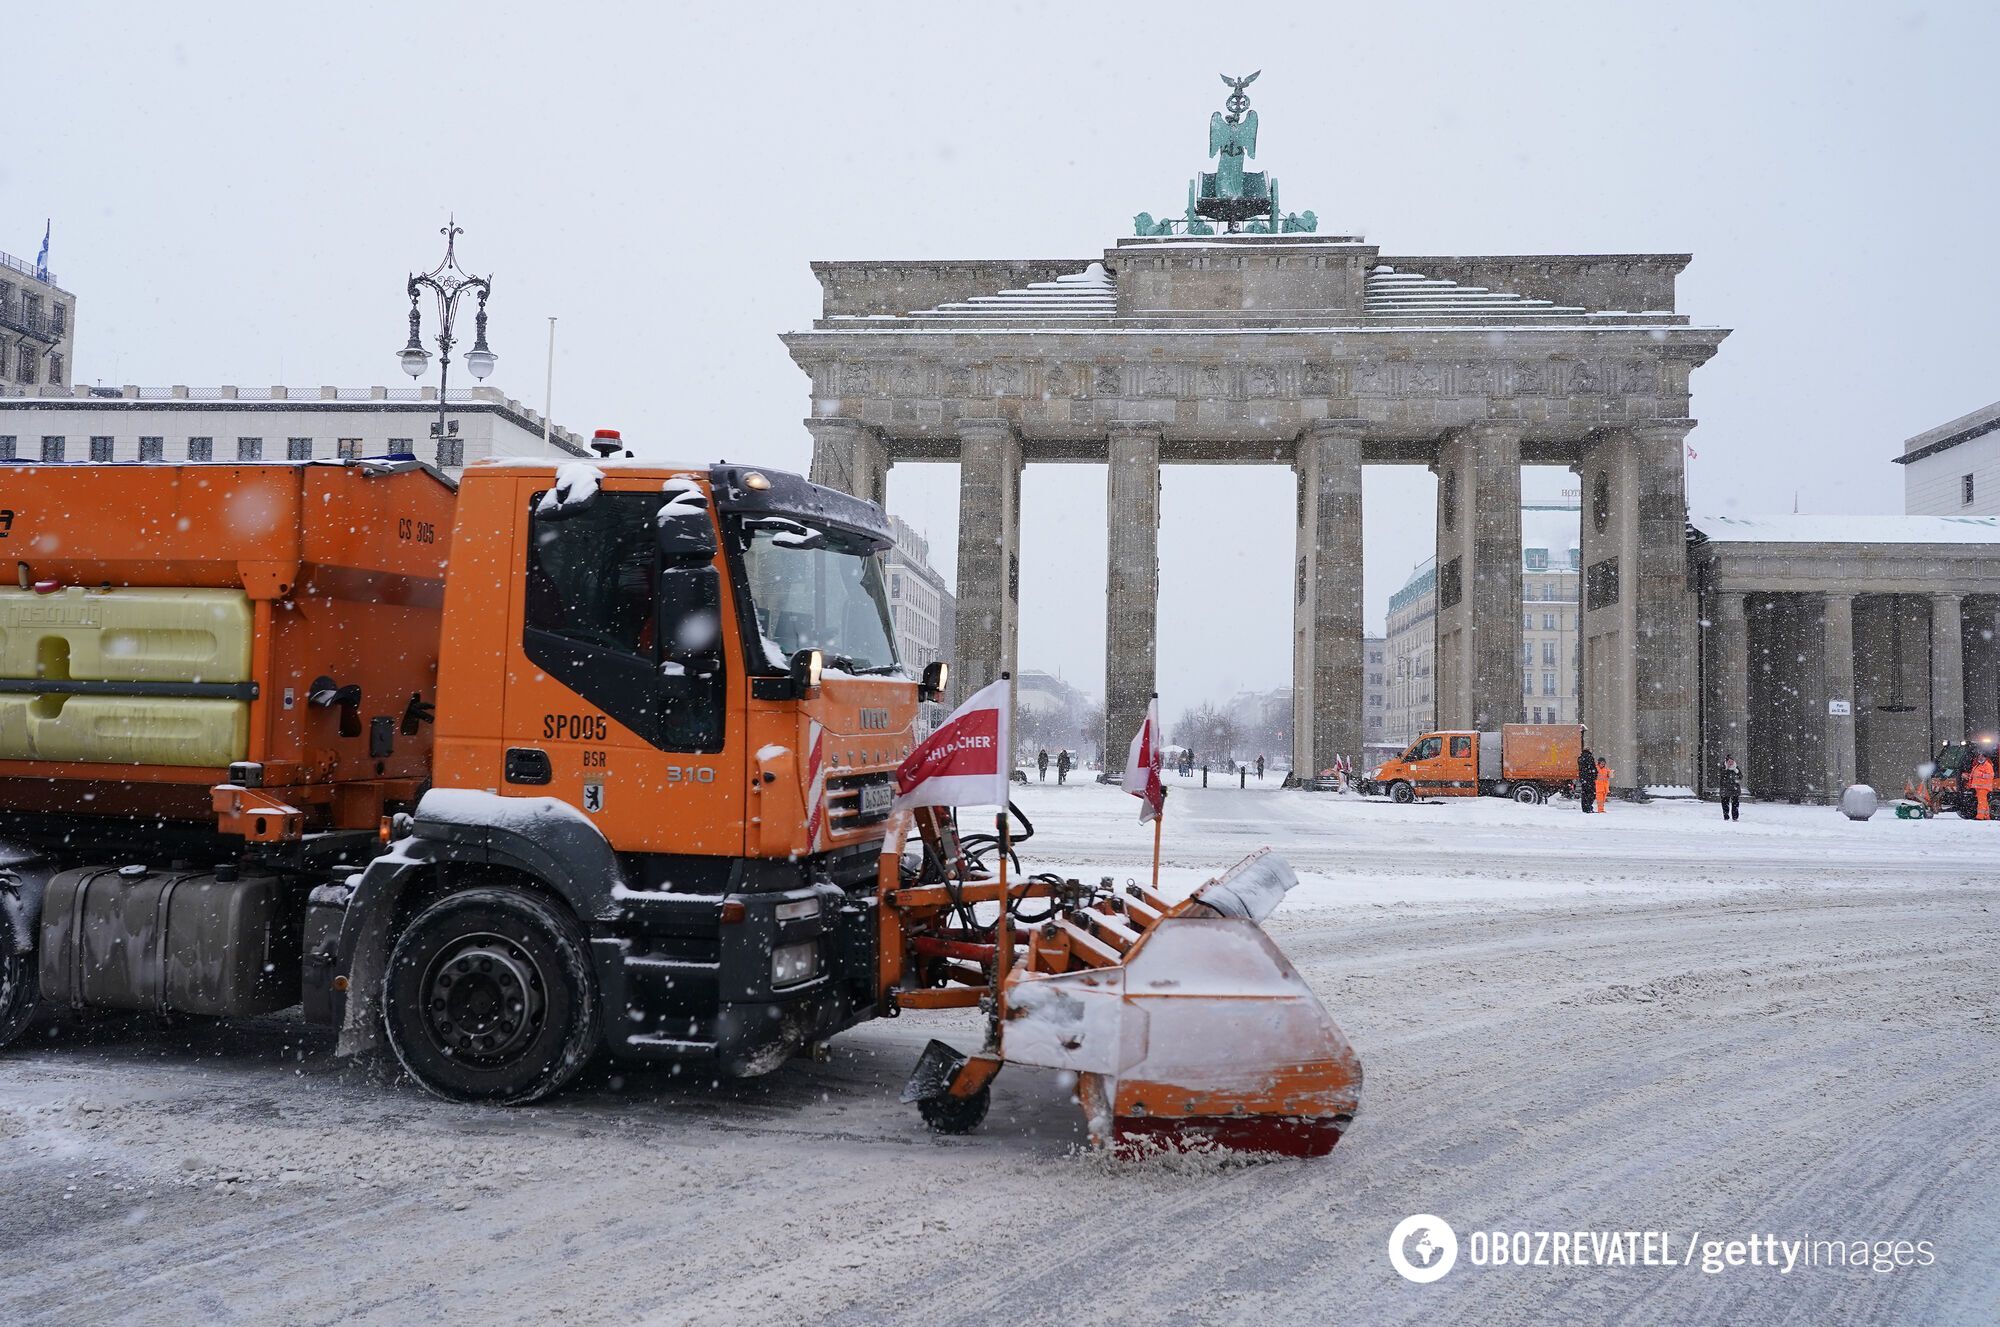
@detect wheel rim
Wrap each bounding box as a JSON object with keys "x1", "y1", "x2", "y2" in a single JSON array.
[{"x1": 420, "y1": 931, "x2": 546, "y2": 1064}]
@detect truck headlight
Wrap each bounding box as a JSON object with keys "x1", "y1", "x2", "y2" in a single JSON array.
[{"x1": 771, "y1": 940, "x2": 819, "y2": 988}]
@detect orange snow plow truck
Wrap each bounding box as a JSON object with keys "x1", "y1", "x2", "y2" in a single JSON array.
[
  {"x1": 0, "y1": 454, "x2": 1359, "y2": 1156},
  {"x1": 1362, "y1": 723, "x2": 1583, "y2": 805}
]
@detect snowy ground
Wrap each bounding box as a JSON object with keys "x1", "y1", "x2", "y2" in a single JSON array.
[{"x1": 3, "y1": 779, "x2": 1996, "y2": 1325}]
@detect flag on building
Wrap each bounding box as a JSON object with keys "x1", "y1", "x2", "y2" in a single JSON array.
[
  {"x1": 893, "y1": 676, "x2": 1012, "y2": 810},
  {"x1": 33, "y1": 221, "x2": 49, "y2": 281},
  {"x1": 1121, "y1": 694, "x2": 1165, "y2": 823}
]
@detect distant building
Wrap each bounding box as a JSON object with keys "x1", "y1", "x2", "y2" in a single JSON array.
[
  {"x1": 0, "y1": 247, "x2": 75, "y2": 396},
  {"x1": 1382, "y1": 503, "x2": 1583, "y2": 748},
  {"x1": 1383, "y1": 559, "x2": 1437, "y2": 746},
  {"x1": 883, "y1": 516, "x2": 954, "y2": 669},
  {"x1": 1896, "y1": 399, "x2": 2000, "y2": 515},
  {"x1": 1361, "y1": 635, "x2": 1390, "y2": 752},
  {"x1": 0, "y1": 384, "x2": 585, "y2": 476},
  {"x1": 1016, "y1": 669, "x2": 1094, "y2": 759},
  {"x1": 1222, "y1": 686, "x2": 1292, "y2": 767}
]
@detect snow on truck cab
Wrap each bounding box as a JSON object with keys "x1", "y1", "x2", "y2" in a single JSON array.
[
  {"x1": 1362, "y1": 723, "x2": 1583, "y2": 805},
  {"x1": 0, "y1": 454, "x2": 942, "y2": 1102}
]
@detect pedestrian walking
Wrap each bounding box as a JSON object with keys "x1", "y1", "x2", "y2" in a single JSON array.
[
  {"x1": 1718, "y1": 754, "x2": 1742, "y2": 822},
  {"x1": 1595, "y1": 761, "x2": 1612, "y2": 812},
  {"x1": 1056, "y1": 749, "x2": 1071, "y2": 785},
  {"x1": 1256, "y1": 754, "x2": 1266, "y2": 781},
  {"x1": 1970, "y1": 754, "x2": 1994, "y2": 821},
  {"x1": 1577, "y1": 747, "x2": 1598, "y2": 814},
  {"x1": 1037, "y1": 748, "x2": 1049, "y2": 782}
]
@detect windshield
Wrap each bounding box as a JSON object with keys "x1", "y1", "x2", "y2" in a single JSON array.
[{"x1": 738, "y1": 517, "x2": 901, "y2": 673}]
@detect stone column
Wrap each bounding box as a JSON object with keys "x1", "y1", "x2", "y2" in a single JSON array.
[
  {"x1": 1970, "y1": 598, "x2": 2000, "y2": 736},
  {"x1": 1577, "y1": 422, "x2": 1696, "y2": 792},
  {"x1": 1930, "y1": 592, "x2": 1965, "y2": 747},
  {"x1": 1822, "y1": 592, "x2": 1856, "y2": 800},
  {"x1": 805, "y1": 416, "x2": 890, "y2": 508},
  {"x1": 1433, "y1": 422, "x2": 1523, "y2": 732},
  {"x1": 1291, "y1": 421, "x2": 1365, "y2": 780},
  {"x1": 1712, "y1": 590, "x2": 1750, "y2": 783},
  {"x1": 1102, "y1": 424, "x2": 1161, "y2": 776},
  {"x1": 954, "y1": 417, "x2": 1023, "y2": 716}
]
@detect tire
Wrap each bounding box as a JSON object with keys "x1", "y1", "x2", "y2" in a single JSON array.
[
  {"x1": 0, "y1": 948, "x2": 38, "y2": 1050},
  {"x1": 383, "y1": 885, "x2": 600, "y2": 1105},
  {"x1": 1513, "y1": 784, "x2": 1544, "y2": 805},
  {"x1": 918, "y1": 1084, "x2": 991, "y2": 1135},
  {"x1": 1389, "y1": 781, "x2": 1416, "y2": 805}
]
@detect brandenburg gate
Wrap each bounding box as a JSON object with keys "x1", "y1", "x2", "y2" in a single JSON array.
[{"x1": 784, "y1": 76, "x2": 1729, "y2": 792}]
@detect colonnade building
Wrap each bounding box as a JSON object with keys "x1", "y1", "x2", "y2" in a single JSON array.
[{"x1": 785, "y1": 235, "x2": 1728, "y2": 793}]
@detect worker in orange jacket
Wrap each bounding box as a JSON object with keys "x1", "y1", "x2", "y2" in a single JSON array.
[
  {"x1": 1595, "y1": 761, "x2": 1612, "y2": 811},
  {"x1": 1969, "y1": 755, "x2": 1994, "y2": 821}
]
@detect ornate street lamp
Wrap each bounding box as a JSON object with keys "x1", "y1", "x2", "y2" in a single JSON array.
[{"x1": 399, "y1": 216, "x2": 495, "y2": 452}]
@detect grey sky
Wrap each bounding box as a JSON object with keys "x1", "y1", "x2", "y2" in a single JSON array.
[{"x1": 9, "y1": 1, "x2": 1995, "y2": 712}]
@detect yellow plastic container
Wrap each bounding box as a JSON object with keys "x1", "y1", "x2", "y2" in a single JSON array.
[
  {"x1": 0, "y1": 587, "x2": 254, "y2": 684},
  {"x1": 27, "y1": 695, "x2": 249, "y2": 767},
  {"x1": 0, "y1": 696, "x2": 33, "y2": 761}
]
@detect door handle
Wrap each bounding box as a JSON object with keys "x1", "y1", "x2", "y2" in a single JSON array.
[{"x1": 505, "y1": 748, "x2": 553, "y2": 785}]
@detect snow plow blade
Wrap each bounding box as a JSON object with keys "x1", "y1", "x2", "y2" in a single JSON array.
[
  {"x1": 883, "y1": 810, "x2": 1361, "y2": 1157},
  {"x1": 1003, "y1": 850, "x2": 1362, "y2": 1157}
]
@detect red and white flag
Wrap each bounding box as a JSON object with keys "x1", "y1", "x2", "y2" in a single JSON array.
[
  {"x1": 1121, "y1": 694, "x2": 1165, "y2": 823},
  {"x1": 893, "y1": 677, "x2": 1013, "y2": 811}
]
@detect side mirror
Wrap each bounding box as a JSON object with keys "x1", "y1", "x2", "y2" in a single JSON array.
[
  {"x1": 919, "y1": 660, "x2": 948, "y2": 703},
  {"x1": 657, "y1": 478, "x2": 717, "y2": 559},
  {"x1": 657, "y1": 511, "x2": 717, "y2": 560},
  {"x1": 789, "y1": 648, "x2": 823, "y2": 695}
]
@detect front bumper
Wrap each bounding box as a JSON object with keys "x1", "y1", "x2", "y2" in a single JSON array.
[{"x1": 592, "y1": 879, "x2": 876, "y2": 1076}]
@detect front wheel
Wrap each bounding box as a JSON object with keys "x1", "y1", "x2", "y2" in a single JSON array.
[
  {"x1": 1389, "y1": 781, "x2": 1416, "y2": 805},
  {"x1": 918, "y1": 1085, "x2": 991, "y2": 1135},
  {"x1": 1512, "y1": 784, "x2": 1544, "y2": 805},
  {"x1": 383, "y1": 885, "x2": 600, "y2": 1105},
  {"x1": 0, "y1": 948, "x2": 38, "y2": 1049}
]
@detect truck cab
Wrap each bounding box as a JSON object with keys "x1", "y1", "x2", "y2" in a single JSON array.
[
  {"x1": 1365, "y1": 731, "x2": 1479, "y2": 802},
  {"x1": 339, "y1": 460, "x2": 927, "y2": 1096}
]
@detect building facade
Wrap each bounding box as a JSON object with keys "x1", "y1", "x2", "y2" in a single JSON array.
[
  {"x1": 1383, "y1": 559, "x2": 1437, "y2": 747},
  {"x1": 1693, "y1": 514, "x2": 2000, "y2": 801},
  {"x1": 0, "y1": 384, "x2": 585, "y2": 475},
  {"x1": 1896, "y1": 399, "x2": 2000, "y2": 515},
  {"x1": 0, "y1": 249, "x2": 75, "y2": 396},
  {"x1": 883, "y1": 515, "x2": 955, "y2": 671},
  {"x1": 1361, "y1": 635, "x2": 1390, "y2": 750}
]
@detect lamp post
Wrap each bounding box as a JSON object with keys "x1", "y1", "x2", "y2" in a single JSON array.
[{"x1": 398, "y1": 217, "x2": 495, "y2": 456}]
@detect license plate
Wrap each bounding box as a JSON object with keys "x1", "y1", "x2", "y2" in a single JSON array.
[{"x1": 858, "y1": 782, "x2": 894, "y2": 815}]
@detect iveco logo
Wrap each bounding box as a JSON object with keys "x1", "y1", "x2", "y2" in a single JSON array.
[{"x1": 858, "y1": 708, "x2": 891, "y2": 730}]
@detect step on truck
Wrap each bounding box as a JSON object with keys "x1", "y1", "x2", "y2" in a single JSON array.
[
  {"x1": 0, "y1": 452, "x2": 933, "y2": 1099},
  {"x1": 1361, "y1": 723, "x2": 1583, "y2": 805}
]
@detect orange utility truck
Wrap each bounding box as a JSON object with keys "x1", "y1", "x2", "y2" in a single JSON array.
[
  {"x1": 0, "y1": 451, "x2": 1364, "y2": 1155},
  {"x1": 1361, "y1": 723, "x2": 1583, "y2": 805},
  {"x1": 0, "y1": 454, "x2": 932, "y2": 1099}
]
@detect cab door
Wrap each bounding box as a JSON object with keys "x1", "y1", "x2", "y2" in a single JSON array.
[
  {"x1": 501, "y1": 475, "x2": 745, "y2": 853},
  {"x1": 1436, "y1": 734, "x2": 1477, "y2": 796}
]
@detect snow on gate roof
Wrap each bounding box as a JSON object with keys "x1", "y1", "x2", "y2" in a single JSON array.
[{"x1": 1691, "y1": 513, "x2": 2000, "y2": 545}]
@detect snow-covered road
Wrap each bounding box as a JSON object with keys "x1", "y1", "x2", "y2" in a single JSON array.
[{"x1": 2, "y1": 782, "x2": 1995, "y2": 1325}]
